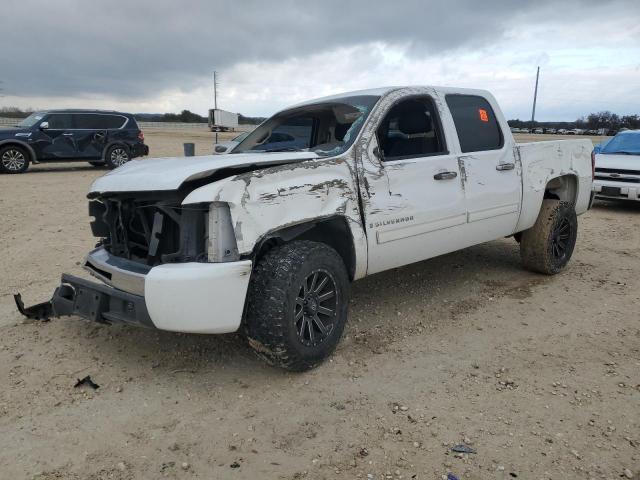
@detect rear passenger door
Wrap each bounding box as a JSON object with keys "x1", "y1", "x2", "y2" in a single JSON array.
[
  {"x1": 72, "y1": 114, "x2": 125, "y2": 159},
  {"x1": 445, "y1": 94, "x2": 521, "y2": 239}
]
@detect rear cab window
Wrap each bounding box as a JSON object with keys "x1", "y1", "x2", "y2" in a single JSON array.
[{"x1": 445, "y1": 94, "x2": 504, "y2": 153}]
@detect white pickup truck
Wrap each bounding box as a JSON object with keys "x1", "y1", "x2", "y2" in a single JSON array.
[{"x1": 16, "y1": 86, "x2": 595, "y2": 371}]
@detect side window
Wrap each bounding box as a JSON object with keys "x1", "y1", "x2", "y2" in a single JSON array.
[
  {"x1": 74, "y1": 114, "x2": 100, "y2": 129},
  {"x1": 105, "y1": 115, "x2": 127, "y2": 129},
  {"x1": 73, "y1": 114, "x2": 126, "y2": 129},
  {"x1": 445, "y1": 94, "x2": 504, "y2": 153},
  {"x1": 376, "y1": 97, "x2": 447, "y2": 161},
  {"x1": 253, "y1": 115, "x2": 314, "y2": 151},
  {"x1": 46, "y1": 114, "x2": 73, "y2": 129}
]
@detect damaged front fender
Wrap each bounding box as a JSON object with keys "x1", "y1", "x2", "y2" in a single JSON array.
[{"x1": 182, "y1": 156, "x2": 368, "y2": 278}]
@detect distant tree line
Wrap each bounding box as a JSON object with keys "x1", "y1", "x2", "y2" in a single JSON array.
[
  {"x1": 238, "y1": 113, "x2": 267, "y2": 125},
  {"x1": 0, "y1": 106, "x2": 30, "y2": 118},
  {"x1": 6, "y1": 105, "x2": 633, "y2": 130},
  {"x1": 576, "y1": 112, "x2": 639, "y2": 130},
  {"x1": 135, "y1": 110, "x2": 207, "y2": 123},
  {"x1": 0, "y1": 107, "x2": 267, "y2": 125},
  {"x1": 137, "y1": 111, "x2": 267, "y2": 124},
  {"x1": 508, "y1": 111, "x2": 640, "y2": 131}
]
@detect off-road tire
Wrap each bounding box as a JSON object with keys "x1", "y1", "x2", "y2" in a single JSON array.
[
  {"x1": 520, "y1": 199, "x2": 577, "y2": 274},
  {"x1": 0, "y1": 145, "x2": 30, "y2": 174},
  {"x1": 104, "y1": 144, "x2": 130, "y2": 169},
  {"x1": 244, "y1": 241, "x2": 350, "y2": 371}
]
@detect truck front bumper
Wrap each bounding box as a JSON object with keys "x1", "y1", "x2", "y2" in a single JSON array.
[
  {"x1": 15, "y1": 260, "x2": 253, "y2": 334},
  {"x1": 593, "y1": 179, "x2": 640, "y2": 201}
]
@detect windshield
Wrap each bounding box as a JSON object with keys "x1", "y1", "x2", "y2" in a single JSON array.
[
  {"x1": 233, "y1": 95, "x2": 380, "y2": 156},
  {"x1": 17, "y1": 112, "x2": 46, "y2": 128},
  {"x1": 597, "y1": 131, "x2": 640, "y2": 155}
]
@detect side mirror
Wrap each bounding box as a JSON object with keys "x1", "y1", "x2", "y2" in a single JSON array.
[
  {"x1": 215, "y1": 145, "x2": 227, "y2": 153},
  {"x1": 39, "y1": 121, "x2": 49, "y2": 130},
  {"x1": 373, "y1": 146, "x2": 383, "y2": 161}
]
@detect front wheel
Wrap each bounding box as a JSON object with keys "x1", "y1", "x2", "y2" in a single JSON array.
[
  {"x1": 0, "y1": 145, "x2": 30, "y2": 174},
  {"x1": 520, "y1": 199, "x2": 578, "y2": 274},
  {"x1": 104, "y1": 144, "x2": 130, "y2": 169},
  {"x1": 244, "y1": 241, "x2": 350, "y2": 371}
]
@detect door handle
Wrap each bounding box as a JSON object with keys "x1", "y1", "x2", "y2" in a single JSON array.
[
  {"x1": 63, "y1": 133, "x2": 74, "y2": 136},
  {"x1": 433, "y1": 171, "x2": 458, "y2": 180},
  {"x1": 496, "y1": 163, "x2": 515, "y2": 171}
]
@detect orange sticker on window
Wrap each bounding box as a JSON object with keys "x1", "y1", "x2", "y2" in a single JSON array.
[{"x1": 479, "y1": 109, "x2": 489, "y2": 122}]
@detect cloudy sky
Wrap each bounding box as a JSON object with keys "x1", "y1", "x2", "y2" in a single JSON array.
[{"x1": 2, "y1": 0, "x2": 639, "y2": 121}]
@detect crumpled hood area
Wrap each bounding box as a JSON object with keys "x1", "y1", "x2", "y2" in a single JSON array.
[{"x1": 89, "y1": 151, "x2": 320, "y2": 194}]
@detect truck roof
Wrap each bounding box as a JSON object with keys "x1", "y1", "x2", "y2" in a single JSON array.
[{"x1": 288, "y1": 85, "x2": 494, "y2": 110}]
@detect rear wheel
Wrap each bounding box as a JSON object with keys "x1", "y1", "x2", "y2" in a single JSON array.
[
  {"x1": 244, "y1": 241, "x2": 350, "y2": 371},
  {"x1": 105, "y1": 144, "x2": 130, "y2": 169},
  {"x1": 0, "y1": 145, "x2": 30, "y2": 174},
  {"x1": 520, "y1": 199, "x2": 577, "y2": 274}
]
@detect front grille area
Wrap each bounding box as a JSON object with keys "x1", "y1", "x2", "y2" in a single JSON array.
[
  {"x1": 594, "y1": 175, "x2": 640, "y2": 183},
  {"x1": 89, "y1": 196, "x2": 208, "y2": 266},
  {"x1": 595, "y1": 167, "x2": 640, "y2": 175},
  {"x1": 594, "y1": 168, "x2": 640, "y2": 183}
]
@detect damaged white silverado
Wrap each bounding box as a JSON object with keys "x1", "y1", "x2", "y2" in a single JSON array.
[{"x1": 16, "y1": 87, "x2": 595, "y2": 371}]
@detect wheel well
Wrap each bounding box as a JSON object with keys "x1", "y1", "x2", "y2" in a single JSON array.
[
  {"x1": 253, "y1": 216, "x2": 357, "y2": 280},
  {"x1": 0, "y1": 142, "x2": 33, "y2": 161},
  {"x1": 544, "y1": 174, "x2": 577, "y2": 203},
  {"x1": 103, "y1": 142, "x2": 130, "y2": 156}
]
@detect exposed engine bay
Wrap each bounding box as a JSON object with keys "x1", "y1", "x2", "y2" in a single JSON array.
[{"x1": 89, "y1": 193, "x2": 207, "y2": 265}]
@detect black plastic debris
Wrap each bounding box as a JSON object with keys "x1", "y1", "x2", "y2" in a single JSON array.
[
  {"x1": 74, "y1": 375, "x2": 100, "y2": 390},
  {"x1": 451, "y1": 444, "x2": 476, "y2": 454},
  {"x1": 447, "y1": 473, "x2": 460, "y2": 480}
]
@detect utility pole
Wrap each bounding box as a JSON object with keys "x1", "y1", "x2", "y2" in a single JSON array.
[
  {"x1": 530, "y1": 66, "x2": 540, "y2": 129},
  {"x1": 213, "y1": 71, "x2": 218, "y2": 109}
]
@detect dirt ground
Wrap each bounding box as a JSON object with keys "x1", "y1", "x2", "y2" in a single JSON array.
[{"x1": 0, "y1": 130, "x2": 638, "y2": 480}]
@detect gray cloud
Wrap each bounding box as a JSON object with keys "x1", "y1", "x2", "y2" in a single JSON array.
[{"x1": 3, "y1": 0, "x2": 633, "y2": 101}]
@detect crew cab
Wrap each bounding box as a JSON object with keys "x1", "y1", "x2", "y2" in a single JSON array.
[
  {"x1": 0, "y1": 109, "x2": 148, "y2": 173},
  {"x1": 16, "y1": 86, "x2": 594, "y2": 371}
]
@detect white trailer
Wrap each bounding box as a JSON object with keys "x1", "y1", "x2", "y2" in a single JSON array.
[{"x1": 208, "y1": 109, "x2": 239, "y2": 132}]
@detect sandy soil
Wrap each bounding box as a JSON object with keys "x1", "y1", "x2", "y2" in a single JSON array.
[{"x1": 0, "y1": 132, "x2": 638, "y2": 480}]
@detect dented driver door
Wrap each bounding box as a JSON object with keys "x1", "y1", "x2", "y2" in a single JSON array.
[{"x1": 357, "y1": 94, "x2": 471, "y2": 275}]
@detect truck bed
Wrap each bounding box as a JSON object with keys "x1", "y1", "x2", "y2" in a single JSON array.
[{"x1": 515, "y1": 139, "x2": 593, "y2": 232}]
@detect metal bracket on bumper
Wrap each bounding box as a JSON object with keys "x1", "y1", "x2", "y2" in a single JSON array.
[{"x1": 15, "y1": 273, "x2": 155, "y2": 328}]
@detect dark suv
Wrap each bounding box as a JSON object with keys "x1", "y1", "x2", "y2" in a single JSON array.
[{"x1": 0, "y1": 110, "x2": 149, "y2": 173}]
